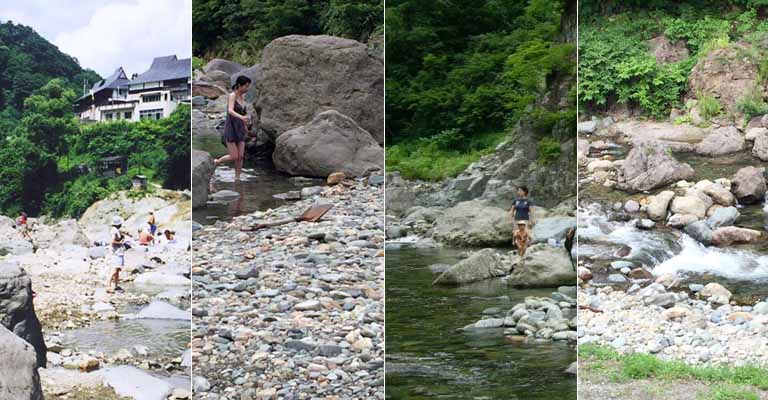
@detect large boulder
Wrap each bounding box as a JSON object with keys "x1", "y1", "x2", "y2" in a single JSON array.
[
  {"x1": 688, "y1": 44, "x2": 765, "y2": 114},
  {"x1": 0, "y1": 263, "x2": 46, "y2": 367},
  {"x1": 272, "y1": 110, "x2": 383, "y2": 177},
  {"x1": 256, "y1": 35, "x2": 384, "y2": 144},
  {"x1": 752, "y1": 131, "x2": 768, "y2": 161},
  {"x1": 695, "y1": 126, "x2": 744, "y2": 156},
  {"x1": 192, "y1": 150, "x2": 214, "y2": 209},
  {"x1": 0, "y1": 325, "x2": 42, "y2": 400},
  {"x1": 507, "y1": 244, "x2": 575, "y2": 288},
  {"x1": 34, "y1": 219, "x2": 90, "y2": 249},
  {"x1": 531, "y1": 217, "x2": 576, "y2": 243},
  {"x1": 617, "y1": 142, "x2": 695, "y2": 192},
  {"x1": 384, "y1": 173, "x2": 417, "y2": 217},
  {"x1": 731, "y1": 166, "x2": 767, "y2": 205},
  {"x1": 706, "y1": 206, "x2": 739, "y2": 229},
  {"x1": 433, "y1": 200, "x2": 513, "y2": 246},
  {"x1": 432, "y1": 249, "x2": 510, "y2": 285},
  {"x1": 670, "y1": 196, "x2": 708, "y2": 219},
  {"x1": 712, "y1": 226, "x2": 762, "y2": 246},
  {"x1": 203, "y1": 58, "x2": 245, "y2": 75},
  {"x1": 234, "y1": 64, "x2": 261, "y2": 103},
  {"x1": 191, "y1": 81, "x2": 228, "y2": 100}
]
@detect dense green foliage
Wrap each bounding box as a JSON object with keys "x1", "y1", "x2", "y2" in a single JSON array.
[
  {"x1": 193, "y1": 0, "x2": 383, "y2": 64},
  {"x1": 579, "y1": 2, "x2": 768, "y2": 118},
  {"x1": 386, "y1": 0, "x2": 575, "y2": 180},
  {"x1": 0, "y1": 22, "x2": 100, "y2": 117}
]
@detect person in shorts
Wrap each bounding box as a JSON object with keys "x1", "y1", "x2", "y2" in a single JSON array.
[
  {"x1": 108, "y1": 216, "x2": 126, "y2": 293},
  {"x1": 509, "y1": 186, "x2": 533, "y2": 256}
]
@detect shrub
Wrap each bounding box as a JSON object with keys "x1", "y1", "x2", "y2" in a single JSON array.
[
  {"x1": 537, "y1": 136, "x2": 562, "y2": 164},
  {"x1": 698, "y1": 93, "x2": 722, "y2": 120},
  {"x1": 736, "y1": 88, "x2": 768, "y2": 121}
]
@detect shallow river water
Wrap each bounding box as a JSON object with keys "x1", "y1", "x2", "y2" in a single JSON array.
[{"x1": 385, "y1": 247, "x2": 576, "y2": 400}]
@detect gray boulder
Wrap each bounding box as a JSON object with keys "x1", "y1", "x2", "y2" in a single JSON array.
[
  {"x1": 433, "y1": 200, "x2": 513, "y2": 246},
  {"x1": 531, "y1": 217, "x2": 576, "y2": 243},
  {"x1": 0, "y1": 325, "x2": 42, "y2": 400},
  {"x1": 203, "y1": 58, "x2": 245, "y2": 75},
  {"x1": 272, "y1": 110, "x2": 383, "y2": 177},
  {"x1": 432, "y1": 249, "x2": 510, "y2": 285},
  {"x1": 732, "y1": 166, "x2": 767, "y2": 205},
  {"x1": 753, "y1": 131, "x2": 768, "y2": 161},
  {"x1": 684, "y1": 220, "x2": 714, "y2": 245},
  {"x1": 507, "y1": 244, "x2": 575, "y2": 288},
  {"x1": 256, "y1": 35, "x2": 384, "y2": 144},
  {"x1": 695, "y1": 126, "x2": 744, "y2": 156},
  {"x1": 384, "y1": 173, "x2": 417, "y2": 217},
  {"x1": 617, "y1": 142, "x2": 695, "y2": 192},
  {"x1": 706, "y1": 206, "x2": 740, "y2": 229},
  {"x1": 0, "y1": 263, "x2": 46, "y2": 367},
  {"x1": 192, "y1": 150, "x2": 214, "y2": 209}
]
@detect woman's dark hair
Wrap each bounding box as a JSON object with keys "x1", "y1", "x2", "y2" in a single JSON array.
[
  {"x1": 232, "y1": 75, "x2": 252, "y2": 90},
  {"x1": 518, "y1": 186, "x2": 529, "y2": 195}
]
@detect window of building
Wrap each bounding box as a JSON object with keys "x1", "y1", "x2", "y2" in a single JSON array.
[
  {"x1": 143, "y1": 94, "x2": 161, "y2": 103},
  {"x1": 124, "y1": 111, "x2": 132, "y2": 119},
  {"x1": 139, "y1": 109, "x2": 164, "y2": 120},
  {"x1": 104, "y1": 113, "x2": 112, "y2": 120}
]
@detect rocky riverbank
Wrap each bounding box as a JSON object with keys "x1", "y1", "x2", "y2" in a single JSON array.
[
  {"x1": 191, "y1": 175, "x2": 384, "y2": 399},
  {"x1": 0, "y1": 189, "x2": 192, "y2": 400}
]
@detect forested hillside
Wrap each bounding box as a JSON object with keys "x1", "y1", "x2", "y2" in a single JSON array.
[
  {"x1": 0, "y1": 22, "x2": 100, "y2": 120},
  {"x1": 192, "y1": 0, "x2": 383, "y2": 65},
  {"x1": 386, "y1": 0, "x2": 576, "y2": 180},
  {"x1": 579, "y1": 0, "x2": 768, "y2": 120},
  {"x1": 0, "y1": 22, "x2": 190, "y2": 218}
]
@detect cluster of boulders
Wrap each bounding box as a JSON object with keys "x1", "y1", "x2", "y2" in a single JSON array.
[
  {"x1": 463, "y1": 287, "x2": 577, "y2": 343},
  {"x1": 191, "y1": 35, "x2": 384, "y2": 201}
]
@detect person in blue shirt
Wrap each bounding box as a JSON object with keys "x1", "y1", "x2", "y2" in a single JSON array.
[{"x1": 510, "y1": 186, "x2": 532, "y2": 256}]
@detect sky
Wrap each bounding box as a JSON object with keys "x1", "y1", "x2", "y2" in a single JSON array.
[{"x1": 0, "y1": 0, "x2": 192, "y2": 78}]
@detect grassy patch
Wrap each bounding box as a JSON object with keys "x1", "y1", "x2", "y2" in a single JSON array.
[
  {"x1": 579, "y1": 344, "x2": 768, "y2": 390},
  {"x1": 386, "y1": 130, "x2": 507, "y2": 181},
  {"x1": 698, "y1": 93, "x2": 722, "y2": 120},
  {"x1": 700, "y1": 385, "x2": 760, "y2": 400}
]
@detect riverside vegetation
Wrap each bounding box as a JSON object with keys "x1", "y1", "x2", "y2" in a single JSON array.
[{"x1": 577, "y1": 1, "x2": 768, "y2": 398}]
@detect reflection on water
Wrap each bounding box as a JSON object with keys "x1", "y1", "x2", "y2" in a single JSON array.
[
  {"x1": 61, "y1": 319, "x2": 189, "y2": 358},
  {"x1": 386, "y1": 248, "x2": 576, "y2": 400},
  {"x1": 193, "y1": 134, "x2": 317, "y2": 224}
]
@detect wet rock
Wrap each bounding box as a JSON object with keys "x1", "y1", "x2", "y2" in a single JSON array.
[
  {"x1": 684, "y1": 220, "x2": 714, "y2": 245},
  {"x1": 731, "y1": 166, "x2": 767, "y2": 205},
  {"x1": 433, "y1": 248, "x2": 510, "y2": 285},
  {"x1": 711, "y1": 226, "x2": 762, "y2": 246},
  {"x1": 210, "y1": 190, "x2": 241, "y2": 202},
  {"x1": 695, "y1": 126, "x2": 744, "y2": 156},
  {"x1": 706, "y1": 206, "x2": 739, "y2": 229},
  {"x1": 507, "y1": 244, "x2": 575, "y2": 288},
  {"x1": 192, "y1": 150, "x2": 214, "y2": 209},
  {"x1": 617, "y1": 142, "x2": 694, "y2": 192},
  {"x1": 99, "y1": 365, "x2": 173, "y2": 400}
]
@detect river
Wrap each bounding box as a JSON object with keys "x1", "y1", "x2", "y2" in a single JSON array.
[{"x1": 385, "y1": 247, "x2": 577, "y2": 399}]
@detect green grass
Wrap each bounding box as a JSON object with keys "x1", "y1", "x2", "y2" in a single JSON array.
[
  {"x1": 386, "y1": 130, "x2": 507, "y2": 181},
  {"x1": 701, "y1": 385, "x2": 760, "y2": 400},
  {"x1": 698, "y1": 93, "x2": 722, "y2": 120},
  {"x1": 579, "y1": 344, "x2": 768, "y2": 390}
]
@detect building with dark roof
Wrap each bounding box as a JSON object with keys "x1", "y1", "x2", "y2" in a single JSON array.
[{"x1": 74, "y1": 55, "x2": 191, "y2": 123}]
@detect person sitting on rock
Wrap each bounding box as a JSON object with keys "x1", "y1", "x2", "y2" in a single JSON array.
[
  {"x1": 108, "y1": 216, "x2": 127, "y2": 293},
  {"x1": 138, "y1": 226, "x2": 154, "y2": 246},
  {"x1": 163, "y1": 229, "x2": 177, "y2": 244},
  {"x1": 514, "y1": 221, "x2": 530, "y2": 257}
]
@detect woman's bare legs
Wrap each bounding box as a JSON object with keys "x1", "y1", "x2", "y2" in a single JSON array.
[
  {"x1": 235, "y1": 141, "x2": 245, "y2": 180},
  {"x1": 216, "y1": 142, "x2": 240, "y2": 168}
]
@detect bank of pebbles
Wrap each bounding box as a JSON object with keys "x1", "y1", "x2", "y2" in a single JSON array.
[
  {"x1": 192, "y1": 177, "x2": 385, "y2": 399},
  {"x1": 579, "y1": 284, "x2": 768, "y2": 367}
]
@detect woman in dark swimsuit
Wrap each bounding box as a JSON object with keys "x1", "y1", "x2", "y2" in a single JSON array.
[{"x1": 214, "y1": 75, "x2": 251, "y2": 180}]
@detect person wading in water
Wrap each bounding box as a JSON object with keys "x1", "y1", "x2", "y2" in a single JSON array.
[
  {"x1": 108, "y1": 216, "x2": 130, "y2": 293},
  {"x1": 509, "y1": 186, "x2": 533, "y2": 257},
  {"x1": 214, "y1": 75, "x2": 252, "y2": 181}
]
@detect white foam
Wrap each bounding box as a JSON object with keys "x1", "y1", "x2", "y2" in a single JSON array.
[{"x1": 654, "y1": 234, "x2": 768, "y2": 280}]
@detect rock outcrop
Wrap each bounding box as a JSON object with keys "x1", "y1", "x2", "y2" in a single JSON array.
[
  {"x1": 256, "y1": 35, "x2": 384, "y2": 144},
  {"x1": 507, "y1": 244, "x2": 574, "y2": 288},
  {"x1": 272, "y1": 110, "x2": 383, "y2": 177},
  {"x1": 432, "y1": 249, "x2": 511, "y2": 285},
  {"x1": 432, "y1": 200, "x2": 514, "y2": 246},
  {"x1": 192, "y1": 150, "x2": 215, "y2": 209},
  {"x1": 0, "y1": 325, "x2": 42, "y2": 400},
  {"x1": 0, "y1": 263, "x2": 46, "y2": 367},
  {"x1": 617, "y1": 142, "x2": 695, "y2": 192}
]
